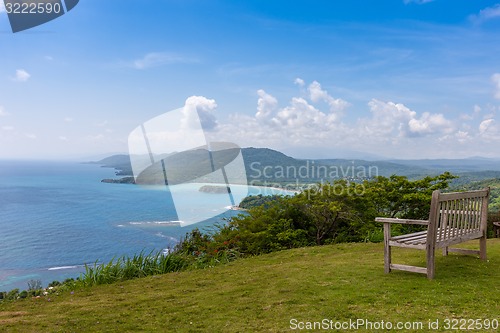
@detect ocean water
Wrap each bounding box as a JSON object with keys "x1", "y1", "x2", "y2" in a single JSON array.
[{"x1": 0, "y1": 160, "x2": 287, "y2": 292}]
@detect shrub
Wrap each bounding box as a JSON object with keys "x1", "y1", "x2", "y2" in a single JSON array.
[{"x1": 19, "y1": 290, "x2": 28, "y2": 299}]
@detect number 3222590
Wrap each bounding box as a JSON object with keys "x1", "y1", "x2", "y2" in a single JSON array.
[{"x1": 5, "y1": 2, "x2": 62, "y2": 14}]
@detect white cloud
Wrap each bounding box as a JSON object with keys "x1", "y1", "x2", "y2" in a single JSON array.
[
  {"x1": 403, "y1": 0, "x2": 435, "y2": 4},
  {"x1": 64, "y1": 117, "x2": 74, "y2": 123},
  {"x1": 455, "y1": 131, "x2": 470, "y2": 143},
  {"x1": 59, "y1": 136, "x2": 68, "y2": 141},
  {"x1": 307, "y1": 81, "x2": 350, "y2": 115},
  {"x1": 170, "y1": 80, "x2": 500, "y2": 158},
  {"x1": 479, "y1": 118, "x2": 496, "y2": 135},
  {"x1": 256, "y1": 89, "x2": 278, "y2": 122},
  {"x1": 363, "y1": 99, "x2": 454, "y2": 138},
  {"x1": 470, "y1": 4, "x2": 500, "y2": 24},
  {"x1": 294, "y1": 78, "x2": 305, "y2": 87},
  {"x1": 492, "y1": 73, "x2": 500, "y2": 99},
  {"x1": 211, "y1": 81, "x2": 460, "y2": 157},
  {"x1": 253, "y1": 87, "x2": 345, "y2": 134},
  {"x1": 408, "y1": 112, "x2": 453, "y2": 136},
  {"x1": 214, "y1": 84, "x2": 352, "y2": 150},
  {"x1": 183, "y1": 96, "x2": 218, "y2": 131},
  {"x1": 364, "y1": 99, "x2": 416, "y2": 137},
  {"x1": 2, "y1": 126, "x2": 14, "y2": 131},
  {"x1": 0, "y1": 106, "x2": 9, "y2": 117},
  {"x1": 25, "y1": 133, "x2": 37, "y2": 139},
  {"x1": 131, "y1": 52, "x2": 196, "y2": 70},
  {"x1": 12, "y1": 69, "x2": 31, "y2": 82}
]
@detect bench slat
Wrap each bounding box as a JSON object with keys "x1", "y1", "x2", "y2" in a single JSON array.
[
  {"x1": 390, "y1": 264, "x2": 427, "y2": 274},
  {"x1": 375, "y1": 218, "x2": 429, "y2": 225}
]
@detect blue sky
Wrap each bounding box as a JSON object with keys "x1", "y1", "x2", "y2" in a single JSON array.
[{"x1": 1, "y1": 0, "x2": 500, "y2": 160}]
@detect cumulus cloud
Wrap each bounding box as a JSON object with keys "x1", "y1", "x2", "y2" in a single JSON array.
[
  {"x1": 363, "y1": 99, "x2": 454, "y2": 138},
  {"x1": 131, "y1": 52, "x2": 196, "y2": 70},
  {"x1": 256, "y1": 89, "x2": 278, "y2": 122},
  {"x1": 2, "y1": 126, "x2": 14, "y2": 131},
  {"x1": 294, "y1": 78, "x2": 305, "y2": 87},
  {"x1": 252, "y1": 85, "x2": 347, "y2": 134},
  {"x1": 364, "y1": 99, "x2": 416, "y2": 137},
  {"x1": 470, "y1": 4, "x2": 500, "y2": 24},
  {"x1": 307, "y1": 81, "x2": 350, "y2": 115},
  {"x1": 211, "y1": 81, "x2": 465, "y2": 158},
  {"x1": 183, "y1": 96, "x2": 218, "y2": 131},
  {"x1": 12, "y1": 69, "x2": 31, "y2": 82},
  {"x1": 163, "y1": 79, "x2": 499, "y2": 158},
  {"x1": 492, "y1": 73, "x2": 500, "y2": 99},
  {"x1": 408, "y1": 112, "x2": 453, "y2": 136},
  {"x1": 276, "y1": 97, "x2": 341, "y2": 131}
]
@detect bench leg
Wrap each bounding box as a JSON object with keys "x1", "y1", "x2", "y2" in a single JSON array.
[
  {"x1": 442, "y1": 247, "x2": 448, "y2": 256},
  {"x1": 384, "y1": 223, "x2": 391, "y2": 274},
  {"x1": 427, "y1": 248, "x2": 435, "y2": 280},
  {"x1": 480, "y1": 236, "x2": 487, "y2": 261}
]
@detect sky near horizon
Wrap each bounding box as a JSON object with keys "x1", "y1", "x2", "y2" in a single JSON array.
[{"x1": 1, "y1": 0, "x2": 500, "y2": 160}]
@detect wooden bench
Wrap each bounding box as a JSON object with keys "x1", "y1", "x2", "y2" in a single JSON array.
[
  {"x1": 375, "y1": 188, "x2": 490, "y2": 279},
  {"x1": 493, "y1": 222, "x2": 500, "y2": 238}
]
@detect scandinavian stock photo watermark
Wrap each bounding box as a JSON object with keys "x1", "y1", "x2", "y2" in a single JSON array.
[
  {"x1": 289, "y1": 317, "x2": 500, "y2": 331},
  {"x1": 247, "y1": 160, "x2": 379, "y2": 198}
]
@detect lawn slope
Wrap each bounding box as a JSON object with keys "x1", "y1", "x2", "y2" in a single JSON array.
[{"x1": 1, "y1": 240, "x2": 500, "y2": 332}]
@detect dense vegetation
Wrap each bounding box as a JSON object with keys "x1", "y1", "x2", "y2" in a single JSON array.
[
  {"x1": 456, "y1": 177, "x2": 500, "y2": 212},
  {"x1": 238, "y1": 194, "x2": 283, "y2": 209},
  {"x1": 176, "y1": 173, "x2": 458, "y2": 260}
]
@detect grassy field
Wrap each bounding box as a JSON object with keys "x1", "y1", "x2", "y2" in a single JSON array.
[{"x1": 1, "y1": 239, "x2": 500, "y2": 332}]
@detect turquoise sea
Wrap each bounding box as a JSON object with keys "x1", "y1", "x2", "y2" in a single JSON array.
[{"x1": 0, "y1": 160, "x2": 286, "y2": 292}]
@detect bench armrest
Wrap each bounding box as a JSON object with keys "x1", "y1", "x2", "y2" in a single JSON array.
[{"x1": 375, "y1": 217, "x2": 429, "y2": 225}]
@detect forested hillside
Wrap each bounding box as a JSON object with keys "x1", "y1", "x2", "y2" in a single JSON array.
[{"x1": 95, "y1": 147, "x2": 500, "y2": 186}]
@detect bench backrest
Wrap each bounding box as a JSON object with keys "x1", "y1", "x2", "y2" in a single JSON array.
[{"x1": 427, "y1": 188, "x2": 490, "y2": 246}]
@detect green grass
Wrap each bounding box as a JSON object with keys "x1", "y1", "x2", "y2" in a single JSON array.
[{"x1": 1, "y1": 240, "x2": 500, "y2": 332}]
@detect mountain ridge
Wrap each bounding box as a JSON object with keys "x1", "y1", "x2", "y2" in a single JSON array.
[{"x1": 94, "y1": 147, "x2": 500, "y2": 184}]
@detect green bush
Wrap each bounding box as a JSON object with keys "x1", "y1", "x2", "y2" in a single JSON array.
[{"x1": 6, "y1": 289, "x2": 19, "y2": 300}]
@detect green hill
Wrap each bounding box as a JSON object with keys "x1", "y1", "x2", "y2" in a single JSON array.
[
  {"x1": 1, "y1": 240, "x2": 499, "y2": 332},
  {"x1": 95, "y1": 148, "x2": 500, "y2": 186}
]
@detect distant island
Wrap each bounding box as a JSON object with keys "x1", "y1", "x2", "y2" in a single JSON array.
[
  {"x1": 101, "y1": 177, "x2": 135, "y2": 184},
  {"x1": 198, "y1": 185, "x2": 230, "y2": 194}
]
